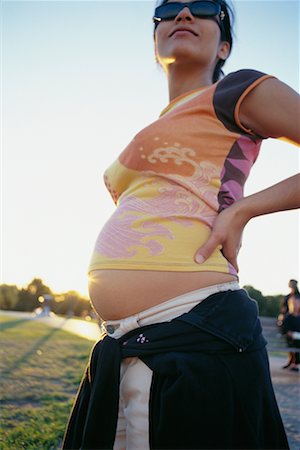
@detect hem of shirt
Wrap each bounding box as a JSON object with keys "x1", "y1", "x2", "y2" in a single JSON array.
[{"x1": 88, "y1": 263, "x2": 238, "y2": 276}]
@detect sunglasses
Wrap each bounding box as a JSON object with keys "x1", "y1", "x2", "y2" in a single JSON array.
[{"x1": 153, "y1": 1, "x2": 225, "y2": 25}]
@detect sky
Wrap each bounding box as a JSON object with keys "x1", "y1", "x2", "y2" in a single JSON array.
[{"x1": 2, "y1": 0, "x2": 299, "y2": 297}]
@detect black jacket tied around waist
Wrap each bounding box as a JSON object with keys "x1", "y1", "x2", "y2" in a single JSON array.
[{"x1": 62, "y1": 289, "x2": 289, "y2": 450}]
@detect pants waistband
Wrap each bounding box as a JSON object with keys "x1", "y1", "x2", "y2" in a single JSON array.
[{"x1": 103, "y1": 281, "x2": 240, "y2": 339}]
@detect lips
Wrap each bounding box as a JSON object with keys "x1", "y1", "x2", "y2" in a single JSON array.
[{"x1": 169, "y1": 27, "x2": 199, "y2": 37}]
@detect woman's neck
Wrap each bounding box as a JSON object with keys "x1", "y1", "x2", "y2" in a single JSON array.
[{"x1": 167, "y1": 64, "x2": 213, "y2": 101}]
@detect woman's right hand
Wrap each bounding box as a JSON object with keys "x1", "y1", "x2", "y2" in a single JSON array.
[
  {"x1": 194, "y1": 202, "x2": 248, "y2": 272},
  {"x1": 195, "y1": 172, "x2": 300, "y2": 272}
]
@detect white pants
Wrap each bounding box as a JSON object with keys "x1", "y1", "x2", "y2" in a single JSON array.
[{"x1": 103, "y1": 281, "x2": 240, "y2": 450}]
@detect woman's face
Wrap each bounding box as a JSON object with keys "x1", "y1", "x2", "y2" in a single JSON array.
[{"x1": 154, "y1": 0, "x2": 230, "y2": 73}]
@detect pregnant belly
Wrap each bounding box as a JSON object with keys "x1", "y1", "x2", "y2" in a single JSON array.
[{"x1": 88, "y1": 269, "x2": 237, "y2": 320}]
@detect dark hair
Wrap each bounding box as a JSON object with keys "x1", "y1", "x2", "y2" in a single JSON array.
[
  {"x1": 154, "y1": 0, "x2": 235, "y2": 83},
  {"x1": 212, "y1": 0, "x2": 234, "y2": 82},
  {"x1": 289, "y1": 279, "x2": 300, "y2": 297}
]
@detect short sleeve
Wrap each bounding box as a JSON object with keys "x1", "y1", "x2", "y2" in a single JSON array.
[{"x1": 213, "y1": 69, "x2": 275, "y2": 138}]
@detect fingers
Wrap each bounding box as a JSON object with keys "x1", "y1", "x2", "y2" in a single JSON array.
[
  {"x1": 195, "y1": 234, "x2": 239, "y2": 272},
  {"x1": 194, "y1": 234, "x2": 221, "y2": 264},
  {"x1": 226, "y1": 254, "x2": 239, "y2": 272},
  {"x1": 221, "y1": 244, "x2": 239, "y2": 272}
]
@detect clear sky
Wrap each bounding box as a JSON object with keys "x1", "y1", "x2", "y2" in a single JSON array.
[{"x1": 2, "y1": 0, "x2": 299, "y2": 297}]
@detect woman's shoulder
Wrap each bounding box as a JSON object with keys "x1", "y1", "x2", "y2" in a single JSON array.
[
  {"x1": 217, "y1": 68, "x2": 271, "y2": 89},
  {"x1": 212, "y1": 69, "x2": 274, "y2": 138}
]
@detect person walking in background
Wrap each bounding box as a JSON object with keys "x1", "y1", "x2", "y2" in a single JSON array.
[
  {"x1": 63, "y1": 1, "x2": 300, "y2": 448},
  {"x1": 281, "y1": 280, "x2": 300, "y2": 371}
]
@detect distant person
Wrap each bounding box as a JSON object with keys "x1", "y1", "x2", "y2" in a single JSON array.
[
  {"x1": 281, "y1": 280, "x2": 300, "y2": 371},
  {"x1": 63, "y1": 1, "x2": 299, "y2": 449},
  {"x1": 281, "y1": 279, "x2": 300, "y2": 316}
]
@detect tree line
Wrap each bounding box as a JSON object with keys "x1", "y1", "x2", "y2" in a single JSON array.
[
  {"x1": 0, "y1": 278, "x2": 284, "y2": 318},
  {"x1": 0, "y1": 278, "x2": 93, "y2": 318}
]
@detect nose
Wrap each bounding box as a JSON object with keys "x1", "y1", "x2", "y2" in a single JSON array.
[{"x1": 174, "y1": 6, "x2": 195, "y2": 23}]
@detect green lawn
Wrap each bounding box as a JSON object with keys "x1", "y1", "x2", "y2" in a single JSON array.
[{"x1": 0, "y1": 315, "x2": 93, "y2": 450}]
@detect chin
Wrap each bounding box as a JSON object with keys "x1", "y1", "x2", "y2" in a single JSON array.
[{"x1": 170, "y1": 53, "x2": 206, "y2": 67}]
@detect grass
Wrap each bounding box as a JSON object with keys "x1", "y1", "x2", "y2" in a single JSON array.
[{"x1": 0, "y1": 314, "x2": 93, "y2": 450}]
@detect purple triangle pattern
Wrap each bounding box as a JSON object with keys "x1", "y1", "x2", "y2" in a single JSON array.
[{"x1": 218, "y1": 136, "x2": 262, "y2": 212}]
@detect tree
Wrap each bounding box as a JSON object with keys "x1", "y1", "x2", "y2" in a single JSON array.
[
  {"x1": 0, "y1": 284, "x2": 19, "y2": 310},
  {"x1": 243, "y1": 285, "x2": 282, "y2": 317},
  {"x1": 53, "y1": 290, "x2": 92, "y2": 317},
  {"x1": 264, "y1": 294, "x2": 282, "y2": 317},
  {"x1": 26, "y1": 278, "x2": 52, "y2": 297},
  {"x1": 16, "y1": 278, "x2": 53, "y2": 312}
]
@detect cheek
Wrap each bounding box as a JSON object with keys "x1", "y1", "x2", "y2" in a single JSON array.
[
  {"x1": 154, "y1": 32, "x2": 160, "y2": 54},
  {"x1": 154, "y1": 23, "x2": 172, "y2": 54},
  {"x1": 197, "y1": 20, "x2": 221, "y2": 43},
  {"x1": 197, "y1": 30, "x2": 221, "y2": 59},
  {"x1": 154, "y1": 37, "x2": 166, "y2": 62}
]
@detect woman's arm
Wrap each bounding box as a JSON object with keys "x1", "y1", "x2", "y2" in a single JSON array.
[
  {"x1": 195, "y1": 78, "x2": 300, "y2": 271},
  {"x1": 195, "y1": 174, "x2": 300, "y2": 271},
  {"x1": 239, "y1": 77, "x2": 300, "y2": 144}
]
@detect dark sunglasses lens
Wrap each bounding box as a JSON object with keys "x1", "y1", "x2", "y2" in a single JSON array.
[
  {"x1": 155, "y1": 3, "x2": 183, "y2": 20},
  {"x1": 154, "y1": 1, "x2": 220, "y2": 20},
  {"x1": 191, "y1": 1, "x2": 221, "y2": 17}
]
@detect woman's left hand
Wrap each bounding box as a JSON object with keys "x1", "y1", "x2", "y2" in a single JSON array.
[{"x1": 194, "y1": 203, "x2": 248, "y2": 272}]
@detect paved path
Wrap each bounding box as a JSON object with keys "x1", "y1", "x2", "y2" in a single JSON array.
[
  {"x1": 0, "y1": 309, "x2": 101, "y2": 341},
  {"x1": 267, "y1": 356, "x2": 300, "y2": 450},
  {"x1": 1, "y1": 310, "x2": 299, "y2": 448}
]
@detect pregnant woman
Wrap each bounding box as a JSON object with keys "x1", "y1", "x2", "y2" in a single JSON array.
[{"x1": 63, "y1": 1, "x2": 299, "y2": 449}]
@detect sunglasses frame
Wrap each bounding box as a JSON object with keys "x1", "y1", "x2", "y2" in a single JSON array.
[{"x1": 153, "y1": 1, "x2": 225, "y2": 24}]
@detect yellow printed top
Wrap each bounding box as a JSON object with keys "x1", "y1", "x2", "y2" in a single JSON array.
[{"x1": 89, "y1": 70, "x2": 273, "y2": 276}]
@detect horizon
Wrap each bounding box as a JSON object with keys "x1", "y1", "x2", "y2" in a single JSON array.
[{"x1": 0, "y1": 276, "x2": 294, "y2": 299}]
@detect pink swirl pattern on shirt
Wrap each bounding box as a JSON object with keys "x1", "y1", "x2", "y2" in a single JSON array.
[
  {"x1": 95, "y1": 169, "x2": 219, "y2": 259},
  {"x1": 94, "y1": 208, "x2": 174, "y2": 258},
  {"x1": 141, "y1": 147, "x2": 220, "y2": 208},
  {"x1": 96, "y1": 154, "x2": 223, "y2": 259}
]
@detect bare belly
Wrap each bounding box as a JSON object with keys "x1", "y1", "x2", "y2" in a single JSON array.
[{"x1": 88, "y1": 269, "x2": 237, "y2": 320}]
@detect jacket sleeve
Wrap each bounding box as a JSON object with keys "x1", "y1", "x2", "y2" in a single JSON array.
[
  {"x1": 62, "y1": 366, "x2": 91, "y2": 449},
  {"x1": 62, "y1": 337, "x2": 122, "y2": 450}
]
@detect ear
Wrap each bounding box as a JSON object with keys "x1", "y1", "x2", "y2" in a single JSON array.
[{"x1": 218, "y1": 41, "x2": 231, "y2": 61}]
